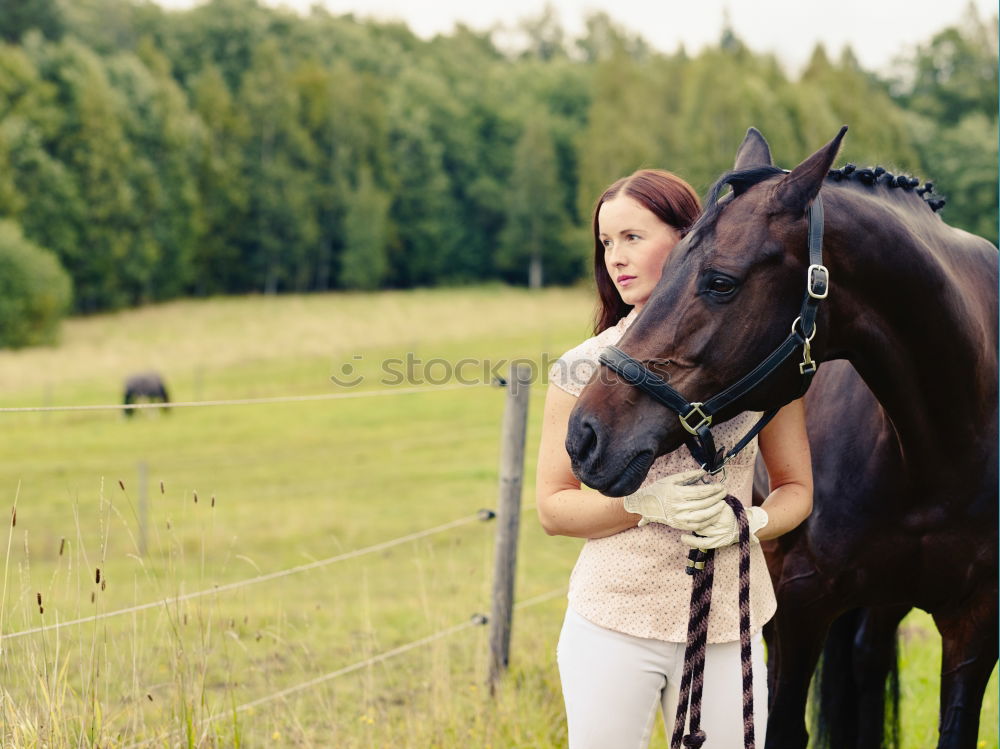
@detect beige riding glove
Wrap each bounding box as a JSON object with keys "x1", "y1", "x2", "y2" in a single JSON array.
[
  {"x1": 680, "y1": 505, "x2": 769, "y2": 549},
  {"x1": 622, "y1": 469, "x2": 729, "y2": 531}
]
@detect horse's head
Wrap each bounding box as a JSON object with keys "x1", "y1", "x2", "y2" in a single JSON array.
[{"x1": 567, "y1": 127, "x2": 846, "y2": 495}]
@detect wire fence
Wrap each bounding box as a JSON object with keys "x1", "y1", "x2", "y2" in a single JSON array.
[
  {"x1": 0, "y1": 382, "x2": 487, "y2": 414},
  {"x1": 2, "y1": 371, "x2": 551, "y2": 741},
  {"x1": 0, "y1": 510, "x2": 496, "y2": 642},
  {"x1": 124, "y1": 587, "x2": 566, "y2": 749}
]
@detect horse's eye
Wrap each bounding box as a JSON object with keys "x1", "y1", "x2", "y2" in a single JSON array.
[{"x1": 708, "y1": 277, "x2": 737, "y2": 296}]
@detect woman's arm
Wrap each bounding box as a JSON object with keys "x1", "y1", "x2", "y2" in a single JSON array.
[
  {"x1": 535, "y1": 383, "x2": 640, "y2": 538},
  {"x1": 755, "y1": 398, "x2": 813, "y2": 541}
]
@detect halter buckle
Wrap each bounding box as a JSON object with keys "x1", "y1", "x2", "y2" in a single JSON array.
[
  {"x1": 680, "y1": 402, "x2": 712, "y2": 435},
  {"x1": 807, "y1": 264, "x2": 830, "y2": 299}
]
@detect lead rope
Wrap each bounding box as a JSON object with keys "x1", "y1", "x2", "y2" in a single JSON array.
[{"x1": 670, "y1": 495, "x2": 754, "y2": 749}]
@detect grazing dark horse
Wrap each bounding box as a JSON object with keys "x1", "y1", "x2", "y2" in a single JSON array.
[
  {"x1": 564, "y1": 127, "x2": 998, "y2": 748},
  {"x1": 123, "y1": 371, "x2": 171, "y2": 417}
]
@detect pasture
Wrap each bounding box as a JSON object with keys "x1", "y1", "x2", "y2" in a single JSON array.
[{"x1": 0, "y1": 285, "x2": 994, "y2": 747}]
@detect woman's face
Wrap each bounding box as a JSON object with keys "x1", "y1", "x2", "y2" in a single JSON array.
[{"x1": 598, "y1": 195, "x2": 681, "y2": 311}]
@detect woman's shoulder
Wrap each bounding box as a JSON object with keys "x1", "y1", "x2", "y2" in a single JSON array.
[{"x1": 547, "y1": 314, "x2": 633, "y2": 397}]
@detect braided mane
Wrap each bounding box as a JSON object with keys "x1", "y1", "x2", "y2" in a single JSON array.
[
  {"x1": 693, "y1": 162, "x2": 946, "y2": 239},
  {"x1": 827, "y1": 163, "x2": 946, "y2": 212}
]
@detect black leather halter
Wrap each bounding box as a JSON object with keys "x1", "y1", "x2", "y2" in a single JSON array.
[{"x1": 598, "y1": 194, "x2": 829, "y2": 473}]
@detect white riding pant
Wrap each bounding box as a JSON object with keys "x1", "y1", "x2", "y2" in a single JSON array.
[{"x1": 557, "y1": 607, "x2": 768, "y2": 749}]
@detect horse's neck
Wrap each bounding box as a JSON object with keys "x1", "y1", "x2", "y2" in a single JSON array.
[{"x1": 825, "y1": 190, "x2": 998, "y2": 468}]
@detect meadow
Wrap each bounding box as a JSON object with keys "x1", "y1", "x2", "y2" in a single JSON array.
[{"x1": 0, "y1": 285, "x2": 995, "y2": 747}]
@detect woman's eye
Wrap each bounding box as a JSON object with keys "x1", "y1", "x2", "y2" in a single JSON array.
[{"x1": 708, "y1": 277, "x2": 736, "y2": 295}]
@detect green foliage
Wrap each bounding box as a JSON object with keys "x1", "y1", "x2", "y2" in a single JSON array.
[
  {"x1": 0, "y1": 218, "x2": 71, "y2": 347},
  {"x1": 0, "y1": 0, "x2": 992, "y2": 328},
  {"x1": 0, "y1": 0, "x2": 64, "y2": 44},
  {"x1": 908, "y1": 112, "x2": 999, "y2": 243},
  {"x1": 498, "y1": 117, "x2": 574, "y2": 287},
  {"x1": 886, "y1": 7, "x2": 999, "y2": 244},
  {"x1": 891, "y1": 6, "x2": 998, "y2": 125},
  {"x1": 339, "y1": 166, "x2": 390, "y2": 290}
]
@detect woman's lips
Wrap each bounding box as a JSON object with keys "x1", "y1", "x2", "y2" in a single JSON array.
[{"x1": 617, "y1": 275, "x2": 636, "y2": 287}]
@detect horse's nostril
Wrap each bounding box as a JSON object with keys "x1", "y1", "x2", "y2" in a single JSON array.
[{"x1": 567, "y1": 411, "x2": 600, "y2": 465}]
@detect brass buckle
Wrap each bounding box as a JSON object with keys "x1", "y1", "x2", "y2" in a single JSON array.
[
  {"x1": 680, "y1": 402, "x2": 712, "y2": 435},
  {"x1": 807, "y1": 264, "x2": 830, "y2": 299}
]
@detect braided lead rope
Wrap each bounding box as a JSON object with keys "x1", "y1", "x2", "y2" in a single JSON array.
[
  {"x1": 730, "y1": 495, "x2": 755, "y2": 749},
  {"x1": 671, "y1": 495, "x2": 754, "y2": 749},
  {"x1": 671, "y1": 545, "x2": 715, "y2": 749}
]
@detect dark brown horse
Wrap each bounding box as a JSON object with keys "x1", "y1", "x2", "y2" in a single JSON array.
[
  {"x1": 565, "y1": 127, "x2": 998, "y2": 748},
  {"x1": 123, "y1": 371, "x2": 171, "y2": 417}
]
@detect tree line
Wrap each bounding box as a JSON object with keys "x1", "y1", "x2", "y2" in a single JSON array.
[{"x1": 0, "y1": 0, "x2": 995, "y2": 345}]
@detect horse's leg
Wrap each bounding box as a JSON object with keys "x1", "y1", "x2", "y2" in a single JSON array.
[
  {"x1": 123, "y1": 388, "x2": 135, "y2": 418},
  {"x1": 763, "y1": 562, "x2": 837, "y2": 749},
  {"x1": 812, "y1": 605, "x2": 908, "y2": 748},
  {"x1": 933, "y1": 590, "x2": 999, "y2": 749},
  {"x1": 853, "y1": 604, "x2": 910, "y2": 749}
]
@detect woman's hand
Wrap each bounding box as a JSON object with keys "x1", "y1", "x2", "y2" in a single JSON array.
[
  {"x1": 622, "y1": 470, "x2": 728, "y2": 530},
  {"x1": 680, "y1": 505, "x2": 769, "y2": 549},
  {"x1": 682, "y1": 399, "x2": 812, "y2": 549}
]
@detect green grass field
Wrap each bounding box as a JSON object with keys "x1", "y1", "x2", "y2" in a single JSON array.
[{"x1": 0, "y1": 286, "x2": 995, "y2": 747}]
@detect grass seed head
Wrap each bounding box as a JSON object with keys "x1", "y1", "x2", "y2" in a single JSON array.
[
  {"x1": 95, "y1": 568, "x2": 101, "y2": 584},
  {"x1": 118, "y1": 479, "x2": 125, "y2": 491},
  {"x1": 59, "y1": 537, "x2": 65, "y2": 555}
]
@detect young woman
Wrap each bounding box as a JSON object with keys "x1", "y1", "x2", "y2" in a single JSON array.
[{"x1": 536, "y1": 169, "x2": 813, "y2": 749}]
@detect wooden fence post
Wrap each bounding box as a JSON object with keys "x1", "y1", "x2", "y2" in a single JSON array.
[{"x1": 488, "y1": 362, "x2": 532, "y2": 693}]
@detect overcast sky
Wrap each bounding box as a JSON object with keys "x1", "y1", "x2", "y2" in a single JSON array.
[{"x1": 155, "y1": 0, "x2": 995, "y2": 73}]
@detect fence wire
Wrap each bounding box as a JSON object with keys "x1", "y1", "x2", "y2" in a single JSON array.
[
  {"x1": 1, "y1": 511, "x2": 491, "y2": 642},
  {"x1": 125, "y1": 587, "x2": 566, "y2": 749},
  {"x1": 0, "y1": 382, "x2": 488, "y2": 414}
]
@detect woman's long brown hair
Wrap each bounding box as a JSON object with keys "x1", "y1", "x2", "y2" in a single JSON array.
[{"x1": 592, "y1": 169, "x2": 702, "y2": 334}]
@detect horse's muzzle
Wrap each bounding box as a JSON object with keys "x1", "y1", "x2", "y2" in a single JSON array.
[{"x1": 565, "y1": 408, "x2": 655, "y2": 496}]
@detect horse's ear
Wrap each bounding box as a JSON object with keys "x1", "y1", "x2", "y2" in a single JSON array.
[
  {"x1": 733, "y1": 127, "x2": 773, "y2": 170},
  {"x1": 772, "y1": 126, "x2": 848, "y2": 216}
]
